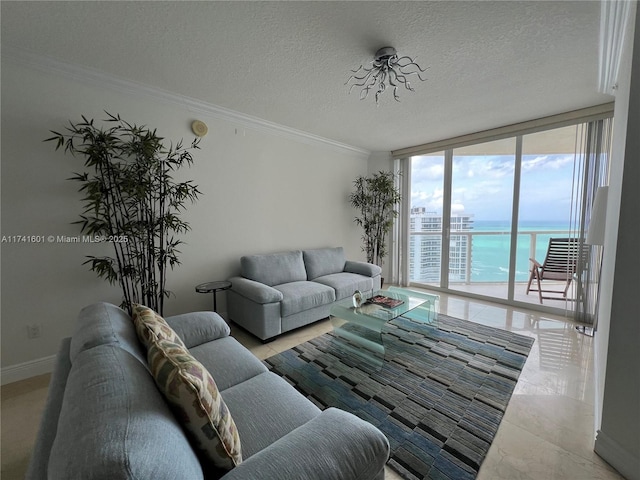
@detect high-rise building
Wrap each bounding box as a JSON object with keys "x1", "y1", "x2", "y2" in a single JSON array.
[{"x1": 409, "y1": 207, "x2": 474, "y2": 283}]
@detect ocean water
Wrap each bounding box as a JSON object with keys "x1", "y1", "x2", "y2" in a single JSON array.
[{"x1": 470, "y1": 220, "x2": 571, "y2": 282}]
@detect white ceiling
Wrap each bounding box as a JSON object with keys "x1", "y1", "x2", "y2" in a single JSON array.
[{"x1": 1, "y1": 1, "x2": 613, "y2": 152}]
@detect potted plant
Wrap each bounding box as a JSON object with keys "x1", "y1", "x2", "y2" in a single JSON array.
[
  {"x1": 46, "y1": 113, "x2": 201, "y2": 315},
  {"x1": 349, "y1": 170, "x2": 402, "y2": 269}
]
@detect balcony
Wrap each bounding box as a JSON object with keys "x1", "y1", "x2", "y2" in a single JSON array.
[{"x1": 409, "y1": 229, "x2": 581, "y2": 310}]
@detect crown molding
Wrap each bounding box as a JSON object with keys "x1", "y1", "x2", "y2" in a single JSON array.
[{"x1": 2, "y1": 46, "x2": 371, "y2": 158}]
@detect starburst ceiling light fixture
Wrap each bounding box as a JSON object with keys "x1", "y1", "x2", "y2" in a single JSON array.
[{"x1": 346, "y1": 46, "x2": 428, "y2": 105}]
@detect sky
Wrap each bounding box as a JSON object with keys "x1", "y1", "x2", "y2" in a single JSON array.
[{"x1": 411, "y1": 153, "x2": 578, "y2": 223}]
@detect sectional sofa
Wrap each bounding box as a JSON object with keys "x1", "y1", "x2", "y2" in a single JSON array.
[
  {"x1": 27, "y1": 302, "x2": 390, "y2": 479},
  {"x1": 227, "y1": 247, "x2": 382, "y2": 341}
]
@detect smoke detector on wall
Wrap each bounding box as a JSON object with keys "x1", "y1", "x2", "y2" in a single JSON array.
[{"x1": 191, "y1": 120, "x2": 208, "y2": 137}]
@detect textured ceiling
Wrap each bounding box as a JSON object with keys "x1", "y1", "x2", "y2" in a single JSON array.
[{"x1": 1, "y1": 1, "x2": 613, "y2": 152}]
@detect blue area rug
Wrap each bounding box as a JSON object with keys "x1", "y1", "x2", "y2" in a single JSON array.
[{"x1": 264, "y1": 314, "x2": 534, "y2": 480}]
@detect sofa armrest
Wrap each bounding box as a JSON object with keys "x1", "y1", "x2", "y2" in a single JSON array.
[
  {"x1": 344, "y1": 260, "x2": 382, "y2": 278},
  {"x1": 229, "y1": 276, "x2": 284, "y2": 305},
  {"x1": 164, "y1": 311, "x2": 230, "y2": 348},
  {"x1": 26, "y1": 338, "x2": 73, "y2": 480},
  {"x1": 221, "y1": 408, "x2": 389, "y2": 480}
]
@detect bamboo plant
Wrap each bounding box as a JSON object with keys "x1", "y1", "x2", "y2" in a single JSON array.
[
  {"x1": 349, "y1": 170, "x2": 402, "y2": 267},
  {"x1": 46, "y1": 113, "x2": 201, "y2": 315}
]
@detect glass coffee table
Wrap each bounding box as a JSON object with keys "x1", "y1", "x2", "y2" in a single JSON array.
[{"x1": 329, "y1": 288, "x2": 438, "y2": 369}]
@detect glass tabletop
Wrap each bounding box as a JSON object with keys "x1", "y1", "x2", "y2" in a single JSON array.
[
  {"x1": 329, "y1": 288, "x2": 438, "y2": 370},
  {"x1": 331, "y1": 289, "x2": 426, "y2": 324}
]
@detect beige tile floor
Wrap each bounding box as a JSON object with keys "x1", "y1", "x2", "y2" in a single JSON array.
[{"x1": 1, "y1": 290, "x2": 625, "y2": 480}]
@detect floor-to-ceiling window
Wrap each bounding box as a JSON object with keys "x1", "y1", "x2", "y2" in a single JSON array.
[
  {"x1": 395, "y1": 105, "x2": 613, "y2": 316},
  {"x1": 449, "y1": 138, "x2": 516, "y2": 299},
  {"x1": 408, "y1": 152, "x2": 445, "y2": 286},
  {"x1": 516, "y1": 125, "x2": 582, "y2": 301}
]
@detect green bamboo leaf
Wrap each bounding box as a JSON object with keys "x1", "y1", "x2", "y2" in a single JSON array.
[
  {"x1": 47, "y1": 113, "x2": 201, "y2": 315},
  {"x1": 350, "y1": 170, "x2": 402, "y2": 267}
]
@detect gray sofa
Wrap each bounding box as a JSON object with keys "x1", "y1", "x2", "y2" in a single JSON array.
[
  {"x1": 26, "y1": 302, "x2": 389, "y2": 479},
  {"x1": 228, "y1": 247, "x2": 382, "y2": 341}
]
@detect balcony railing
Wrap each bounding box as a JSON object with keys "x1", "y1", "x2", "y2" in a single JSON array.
[{"x1": 409, "y1": 229, "x2": 572, "y2": 284}]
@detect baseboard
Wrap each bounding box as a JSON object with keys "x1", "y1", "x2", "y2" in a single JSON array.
[
  {"x1": 595, "y1": 429, "x2": 640, "y2": 480},
  {"x1": 1, "y1": 312, "x2": 230, "y2": 385},
  {"x1": 1, "y1": 355, "x2": 56, "y2": 385}
]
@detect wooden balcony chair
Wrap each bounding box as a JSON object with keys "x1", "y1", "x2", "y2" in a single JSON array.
[{"x1": 526, "y1": 237, "x2": 584, "y2": 304}]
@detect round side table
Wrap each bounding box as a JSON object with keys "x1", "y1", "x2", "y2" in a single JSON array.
[{"x1": 195, "y1": 280, "x2": 232, "y2": 312}]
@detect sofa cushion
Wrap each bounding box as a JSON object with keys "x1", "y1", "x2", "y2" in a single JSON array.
[
  {"x1": 164, "y1": 311, "x2": 231, "y2": 347},
  {"x1": 132, "y1": 304, "x2": 186, "y2": 349},
  {"x1": 221, "y1": 372, "x2": 321, "y2": 458},
  {"x1": 275, "y1": 281, "x2": 336, "y2": 317},
  {"x1": 241, "y1": 250, "x2": 307, "y2": 287},
  {"x1": 148, "y1": 338, "x2": 242, "y2": 471},
  {"x1": 69, "y1": 302, "x2": 147, "y2": 364},
  {"x1": 219, "y1": 408, "x2": 390, "y2": 480},
  {"x1": 313, "y1": 272, "x2": 376, "y2": 301},
  {"x1": 303, "y1": 247, "x2": 346, "y2": 280},
  {"x1": 48, "y1": 344, "x2": 204, "y2": 479},
  {"x1": 190, "y1": 336, "x2": 268, "y2": 391}
]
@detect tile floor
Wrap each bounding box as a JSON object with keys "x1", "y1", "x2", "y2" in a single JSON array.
[{"x1": 1, "y1": 289, "x2": 625, "y2": 480}]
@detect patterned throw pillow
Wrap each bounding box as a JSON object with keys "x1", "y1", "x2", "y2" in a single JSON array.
[
  {"x1": 147, "y1": 338, "x2": 242, "y2": 470},
  {"x1": 132, "y1": 304, "x2": 185, "y2": 349}
]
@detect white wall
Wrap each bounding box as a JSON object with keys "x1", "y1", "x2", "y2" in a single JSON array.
[
  {"x1": 367, "y1": 151, "x2": 394, "y2": 174},
  {"x1": 595, "y1": 0, "x2": 636, "y2": 428},
  {"x1": 0, "y1": 54, "x2": 370, "y2": 381},
  {"x1": 365, "y1": 151, "x2": 395, "y2": 280},
  {"x1": 594, "y1": 4, "x2": 640, "y2": 479}
]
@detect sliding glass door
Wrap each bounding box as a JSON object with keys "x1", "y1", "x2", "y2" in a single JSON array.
[
  {"x1": 449, "y1": 138, "x2": 516, "y2": 299},
  {"x1": 403, "y1": 114, "x2": 611, "y2": 313},
  {"x1": 408, "y1": 152, "x2": 445, "y2": 286},
  {"x1": 516, "y1": 126, "x2": 580, "y2": 304},
  {"x1": 408, "y1": 138, "x2": 516, "y2": 299}
]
